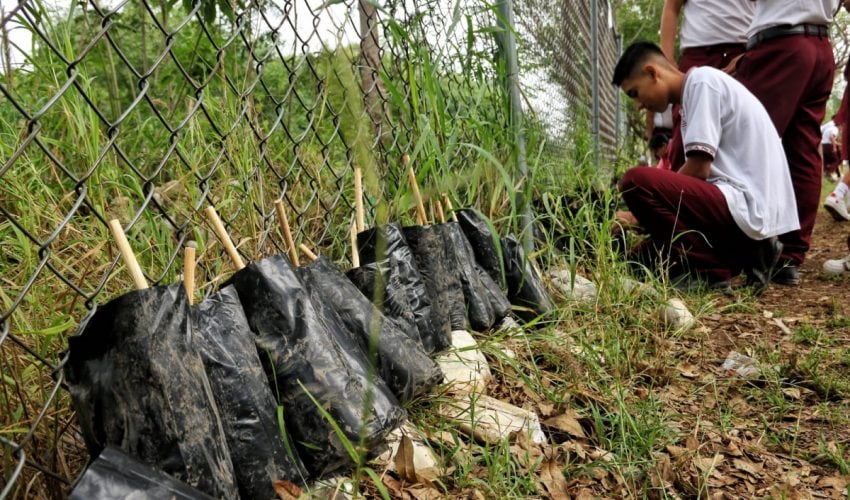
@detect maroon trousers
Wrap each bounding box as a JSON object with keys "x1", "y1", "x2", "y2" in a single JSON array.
[
  {"x1": 621, "y1": 167, "x2": 757, "y2": 282},
  {"x1": 736, "y1": 33, "x2": 835, "y2": 266},
  {"x1": 667, "y1": 43, "x2": 747, "y2": 172}
]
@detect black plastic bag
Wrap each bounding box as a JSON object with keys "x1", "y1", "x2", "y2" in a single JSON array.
[
  {"x1": 65, "y1": 285, "x2": 239, "y2": 498},
  {"x1": 456, "y1": 208, "x2": 554, "y2": 323},
  {"x1": 69, "y1": 446, "x2": 215, "y2": 500},
  {"x1": 402, "y1": 225, "x2": 467, "y2": 335},
  {"x1": 192, "y1": 285, "x2": 308, "y2": 497},
  {"x1": 355, "y1": 224, "x2": 448, "y2": 354},
  {"x1": 502, "y1": 235, "x2": 555, "y2": 322},
  {"x1": 455, "y1": 208, "x2": 506, "y2": 289},
  {"x1": 437, "y1": 222, "x2": 510, "y2": 331},
  {"x1": 302, "y1": 256, "x2": 442, "y2": 402},
  {"x1": 226, "y1": 255, "x2": 405, "y2": 477}
]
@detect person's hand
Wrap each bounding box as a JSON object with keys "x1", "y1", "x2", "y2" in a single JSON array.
[
  {"x1": 721, "y1": 54, "x2": 744, "y2": 75},
  {"x1": 615, "y1": 210, "x2": 640, "y2": 228}
]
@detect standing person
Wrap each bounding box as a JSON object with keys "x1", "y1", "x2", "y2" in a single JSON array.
[
  {"x1": 612, "y1": 42, "x2": 796, "y2": 294},
  {"x1": 659, "y1": 0, "x2": 755, "y2": 171},
  {"x1": 821, "y1": 116, "x2": 842, "y2": 181},
  {"x1": 735, "y1": 0, "x2": 838, "y2": 286}
]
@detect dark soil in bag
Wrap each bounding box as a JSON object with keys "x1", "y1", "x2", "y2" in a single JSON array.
[
  {"x1": 192, "y1": 285, "x2": 308, "y2": 497},
  {"x1": 455, "y1": 208, "x2": 506, "y2": 290},
  {"x1": 301, "y1": 257, "x2": 442, "y2": 402},
  {"x1": 501, "y1": 235, "x2": 555, "y2": 322},
  {"x1": 226, "y1": 255, "x2": 405, "y2": 477},
  {"x1": 354, "y1": 224, "x2": 447, "y2": 353},
  {"x1": 437, "y1": 222, "x2": 510, "y2": 331},
  {"x1": 402, "y1": 225, "x2": 467, "y2": 334},
  {"x1": 65, "y1": 284, "x2": 238, "y2": 498},
  {"x1": 69, "y1": 446, "x2": 215, "y2": 500}
]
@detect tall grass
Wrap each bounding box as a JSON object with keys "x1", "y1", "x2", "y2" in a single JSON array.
[{"x1": 0, "y1": 0, "x2": 724, "y2": 498}]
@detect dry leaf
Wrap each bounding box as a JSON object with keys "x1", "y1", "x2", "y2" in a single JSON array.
[
  {"x1": 732, "y1": 459, "x2": 763, "y2": 476},
  {"x1": 395, "y1": 434, "x2": 417, "y2": 484},
  {"x1": 781, "y1": 387, "x2": 801, "y2": 400},
  {"x1": 693, "y1": 453, "x2": 724, "y2": 473},
  {"x1": 676, "y1": 363, "x2": 699, "y2": 379},
  {"x1": 544, "y1": 412, "x2": 585, "y2": 438},
  {"x1": 273, "y1": 479, "x2": 303, "y2": 500},
  {"x1": 538, "y1": 458, "x2": 570, "y2": 500},
  {"x1": 818, "y1": 475, "x2": 849, "y2": 490}
]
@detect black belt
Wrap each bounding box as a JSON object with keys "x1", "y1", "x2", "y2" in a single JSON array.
[{"x1": 747, "y1": 24, "x2": 829, "y2": 50}]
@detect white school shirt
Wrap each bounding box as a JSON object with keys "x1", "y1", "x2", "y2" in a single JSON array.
[
  {"x1": 748, "y1": 0, "x2": 838, "y2": 38},
  {"x1": 680, "y1": 67, "x2": 800, "y2": 240},
  {"x1": 680, "y1": 0, "x2": 755, "y2": 49},
  {"x1": 822, "y1": 120, "x2": 839, "y2": 145}
]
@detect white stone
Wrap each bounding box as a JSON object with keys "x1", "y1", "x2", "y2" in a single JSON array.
[
  {"x1": 661, "y1": 298, "x2": 695, "y2": 330},
  {"x1": 436, "y1": 330, "x2": 492, "y2": 394},
  {"x1": 549, "y1": 269, "x2": 597, "y2": 303},
  {"x1": 437, "y1": 394, "x2": 546, "y2": 445},
  {"x1": 375, "y1": 423, "x2": 439, "y2": 479}
]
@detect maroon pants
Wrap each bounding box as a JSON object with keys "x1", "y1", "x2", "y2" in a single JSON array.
[
  {"x1": 667, "y1": 43, "x2": 747, "y2": 172},
  {"x1": 736, "y1": 34, "x2": 835, "y2": 266},
  {"x1": 621, "y1": 167, "x2": 756, "y2": 282}
]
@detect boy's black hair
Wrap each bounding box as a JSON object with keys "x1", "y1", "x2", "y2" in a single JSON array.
[
  {"x1": 612, "y1": 41, "x2": 666, "y2": 86},
  {"x1": 649, "y1": 132, "x2": 670, "y2": 151}
]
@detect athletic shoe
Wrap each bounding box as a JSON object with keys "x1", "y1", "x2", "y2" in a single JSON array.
[
  {"x1": 823, "y1": 255, "x2": 850, "y2": 276},
  {"x1": 824, "y1": 193, "x2": 850, "y2": 221}
]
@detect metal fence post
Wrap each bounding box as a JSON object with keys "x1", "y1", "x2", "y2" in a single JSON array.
[
  {"x1": 496, "y1": 0, "x2": 533, "y2": 254},
  {"x1": 590, "y1": 0, "x2": 600, "y2": 167},
  {"x1": 615, "y1": 32, "x2": 623, "y2": 152}
]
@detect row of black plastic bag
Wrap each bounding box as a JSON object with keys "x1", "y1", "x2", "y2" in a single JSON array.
[{"x1": 65, "y1": 208, "x2": 554, "y2": 499}]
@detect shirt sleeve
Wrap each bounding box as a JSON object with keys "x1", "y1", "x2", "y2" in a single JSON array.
[{"x1": 682, "y1": 81, "x2": 722, "y2": 159}]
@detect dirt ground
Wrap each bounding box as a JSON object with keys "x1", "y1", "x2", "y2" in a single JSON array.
[{"x1": 615, "y1": 206, "x2": 850, "y2": 498}]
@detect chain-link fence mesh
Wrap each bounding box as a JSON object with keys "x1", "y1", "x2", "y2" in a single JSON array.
[
  {"x1": 0, "y1": 0, "x2": 618, "y2": 496},
  {"x1": 514, "y1": 0, "x2": 621, "y2": 166}
]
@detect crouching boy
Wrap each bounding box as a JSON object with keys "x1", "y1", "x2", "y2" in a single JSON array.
[{"x1": 612, "y1": 42, "x2": 797, "y2": 293}]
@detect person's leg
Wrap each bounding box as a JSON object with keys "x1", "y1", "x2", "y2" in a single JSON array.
[
  {"x1": 736, "y1": 35, "x2": 835, "y2": 266},
  {"x1": 620, "y1": 167, "x2": 753, "y2": 283}
]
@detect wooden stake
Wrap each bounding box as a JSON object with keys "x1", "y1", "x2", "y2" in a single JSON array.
[
  {"x1": 107, "y1": 219, "x2": 149, "y2": 290},
  {"x1": 443, "y1": 193, "x2": 458, "y2": 222},
  {"x1": 435, "y1": 200, "x2": 445, "y2": 224},
  {"x1": 407, "y1": 167, "x2": 427, "y2": 225},
  {"x1": 204, "y1": 206, "x2": 245, "y2": 270},
  {"x1": 274, "y1": 200, "x2": 300, "y2": 266},
  {"x1": 299, "y1": 244, "x2": 317, "y2": 262},
  {"x1": 183, "y1": 241, "x2": 196, "y2": 305},
  {"x1": 350, "y1": 222, "x2": 360, "y2": 268},
  {"x1": 354, "y1": 166, "x2": 364, "y2": 233}
]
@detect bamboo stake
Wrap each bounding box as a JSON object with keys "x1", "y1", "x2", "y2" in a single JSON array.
[
  {"x1": 406, "y1": 160, "x2": 427, "y2": 224},
  {"x1": 183, "y1": 241, "x2": 196, "y2": 305},
  {"x1": 443, "y1": 193, "x2": 458, "y2": 222},
  {"x1": 354, "y1": 166, "x2": 365, "y2": 232},
  {"x1": 350, "y1": 222, "x2": 360, "y2": 268},
  {"x1": 299, "y1": 244, "x2": 317, "y2": 262},
  {"x1": 435, "y1": 200, "x2": 445, "y2": 224},
  {"x1": 108, "y1": 219, "x2": 149, "y2": 290},
  {"x1": 204, "y1": 206, "x2": 246, "y2": 270},
  {"x1": 274, "y1": 200, "x2": 300, "y2": 266}
]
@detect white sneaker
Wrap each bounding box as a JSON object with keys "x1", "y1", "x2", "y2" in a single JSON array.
[
  {"x1": 824, "y1": 193, "x2": 850, "y2": 221},
  {"x1": 823, "y1": 255, "x2": 850, "y2": 275}
]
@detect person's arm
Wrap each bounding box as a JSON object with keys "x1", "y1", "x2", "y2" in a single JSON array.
[
  {"x1": 660, "y1": 0, "x2": 686, "y2": 62},
  {"x1": 678, "y1": 151, "x2": 713, "y2": 180}
]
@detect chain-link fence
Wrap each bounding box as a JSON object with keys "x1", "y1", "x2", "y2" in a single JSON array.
[
  {"x1": 514, "y1": 0, "x2": 622, "y2": 167},
  {"x1": 0, "y1": 0, "x2": 619, "y2": 496}
]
